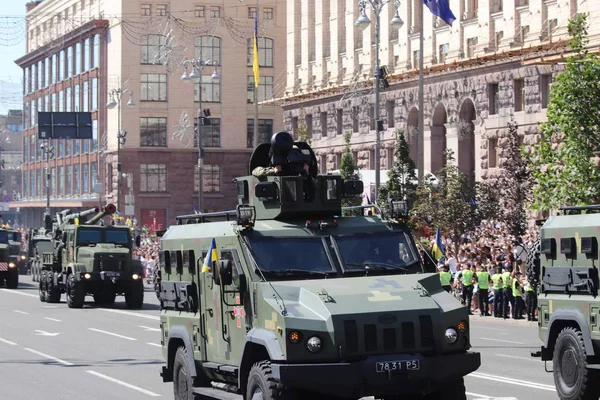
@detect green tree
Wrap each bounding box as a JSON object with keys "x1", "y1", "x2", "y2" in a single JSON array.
[
  {"x1": 474, "y1": 180, "x2": 501, "y2": 223},
  {"x1": 411, "y1": 150, "x2": 477, "y2": 254},
  {"x1": 339, "y1": 130, "x2": 362, "y2": 215},
  {"x1": 377, "y1": 129, "x2": 417, "y2": 217},
  {"x1": 527, "y1": 14, "x2": 600, "y2": 211},
  {"x1": 295, "y1": 108, "x2": 311, "y2": 144}
]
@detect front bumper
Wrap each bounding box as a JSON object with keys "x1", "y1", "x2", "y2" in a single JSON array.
[{"x1": 271, "y1": 351, "x2": 481, "y2": 398}]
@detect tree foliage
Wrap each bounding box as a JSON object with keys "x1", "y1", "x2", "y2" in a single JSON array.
[
  {"x1": 410, "y1": 150, "x2": 477, "y2": 254},
  {"x1": 474, "y1": 180, "x2": 501, "y2": 223},
  {"x1": 295, "y1": 108, "x2": 311, "y2": 144},
  {"x1": 527, "y1": 14, "x2": 600, "y2": 211},
  {"x1": 495, "y1": 118, "x2": 532, "y2": 237},
  {"x1": 377, "y1": 129, "x2": 418, "y2": 217},
  {"x1": 339, "y1": 130, "x2": 362, "y2": 215}
]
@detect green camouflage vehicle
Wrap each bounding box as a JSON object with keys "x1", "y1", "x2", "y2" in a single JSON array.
[
  {"x1": 158, "y1": 132, "x2": 480, "y2": 400},
  {"x1": 0, "y1": 229, "x2": 18, "y2": 288},
  {"x1": 7, "y1": 229, "x2": 26, "y2": 274},
  {"x1": 39, "y1": 204, "x2": 145, "y2": 308},
  {"x1": 531, "y1": 205, "x2": 600, "y2": 400},
  {"x1": 28, "y1": 226, "x2": 53, "y2": 283}
]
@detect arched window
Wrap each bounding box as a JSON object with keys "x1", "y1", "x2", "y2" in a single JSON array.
[
  {"x1": 247, "y1": 37, "x2": 274, "y2": 67},
  {"x1": 195, "y1": 36, "x2": 221, "y2": 65}
]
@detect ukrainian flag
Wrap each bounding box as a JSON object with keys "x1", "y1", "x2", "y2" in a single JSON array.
[
  {"x1": 202, "y1": 238, "x2": 218, "y2": 273},
  {"x1": 252, "y1": 11, "x2": 260, "y2": 88},
  {"x1": 193, "y1": 205, "x2": 200, "y2": 215},
  {"x1": 431, "y1": 228, "x2": 445, "y2": 262}
]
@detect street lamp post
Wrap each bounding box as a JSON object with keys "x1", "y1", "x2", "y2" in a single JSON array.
[
  {"x1": 355, "y1": 0, "x2": 403, "y2": 200},
  {"x1": 40, "y1": 141, "x2": 55, "y2": 216},
  {"x1": 106, "y1": 88, "x2": 135, "y2": 216},
  {"x1": 181, "y1": 58, "x2": 221, "y2": 213}
]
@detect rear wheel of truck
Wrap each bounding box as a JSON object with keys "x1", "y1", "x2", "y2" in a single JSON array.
[
  {"x1": 6, "y1": 268, "x2": 18, "y2": 289},
  {"x1": 246, "y1": 360, "x2": 298, "y2": 400},
  {"x1": 125, "y1": 281, "x2": 144, "y2": 309},
  {"x1": 553, "y1": 327, "x2": 600, "y2": 400},
  {"x1": 46, "y1": 272, "x2": 61, "y2": 303},
  {"x1": 39, "y1": 271, "x2": 46, "y2": 302},
  {"x1": 173, "y1": 346, "x2": 198, "y2": 400},
  {"x1": 66, "y1": 274, "x2": 85, "y2": 308}
]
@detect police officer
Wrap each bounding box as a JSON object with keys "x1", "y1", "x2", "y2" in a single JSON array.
[
  {"x1": 476, "y1": 264, "x2": 492, "y2": 317},
  {"x1": 525, "y1": 277, "x2": 538, "y2": 321},
  {"x1": 491, "y1": 265, "x2": 504, "y2": 318},
  {"x1": 502, "y1": 265, "x2": 513, "y2": 319},
  {"x1": 512, "y1": 272, "x2": 524, "y2": 319},
  {"x1": 459, "y1": 263, "x2": 475, "y2": 314},
  {"x1": 439, "y1": 264, "x2": 452, "y2": 293}
]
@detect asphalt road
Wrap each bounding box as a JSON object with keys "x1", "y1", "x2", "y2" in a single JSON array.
[{"x1": 0, "y1": 276, "x2": 557, "y2": 400}]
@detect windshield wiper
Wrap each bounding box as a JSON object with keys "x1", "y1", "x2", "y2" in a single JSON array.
[
  {"x1": 345, "y1": 262, "x2": 408, "y2": 272},
  {"x1": 256, "y1": 268, "x2": 333, "y2": 277}
]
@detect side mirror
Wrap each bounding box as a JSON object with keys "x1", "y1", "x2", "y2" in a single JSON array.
[
  {"x1": 214, "y1": 259, "x2": 233, "y2": 286},
  {"x1": 135, "y1": 235, "x2": 141, "y2": 247},
  {"x1": 343, "y1": 180, "x2": 364, "y2": 197},
  {"x1": 255, "y1": 182, "x2": 278, "y2": 201}
]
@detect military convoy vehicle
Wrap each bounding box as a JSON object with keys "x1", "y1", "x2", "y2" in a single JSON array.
[
  {"x1": 28, "y1": 226, "x2": 53, "y2": 282},
  {"x1": 6, "y1": 229, "x2": 26, "y2": 274},
  {"x1": 530, "y1": 204, "x2": 600, "y2": 400},
  {"x1": 158, "y1": 132, "x2": 480, "y2": 400},
  {"x1": 38, "y1": 204, "x2": 145, "y2": 309},
  {"x1": 0, "y1": 228, "x2": 18, "y2": 288}
]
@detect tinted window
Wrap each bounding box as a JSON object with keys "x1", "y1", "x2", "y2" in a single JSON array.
[
  {"x1": 77, "y1": 229, "x2": 101, "y2": 245},
  {"x1": 105, "y1": 230, "x2": 129, "y2": 245},
  {"x1": 334, "y1": 232, "x2": 419, "y2": 271},
  {"x1": 248, "y1": 236, "x2": 333, "y2": 272},
  {"x1": 0, "y1": 231, "x2": 7, "y2": 243}
]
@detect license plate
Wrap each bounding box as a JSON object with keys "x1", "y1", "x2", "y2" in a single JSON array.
[
  {"x1": 376, "y1": 360, "x2": 420, "y2": 373},
  {"x1": 101, "y1": 272, "x2": 120, "y2": 278}
]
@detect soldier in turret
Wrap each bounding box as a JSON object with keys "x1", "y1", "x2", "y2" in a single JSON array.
[{"x1": 252, "y1": 163, "x2": 310, "y2": 177}]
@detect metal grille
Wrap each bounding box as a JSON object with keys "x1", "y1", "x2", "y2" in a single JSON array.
[
  {"x1": 419, "y1": 316, "x2": 435, "y2": 347},
  {"x1": 94, "y1": 254, "x2": 125, "y2": 272},
  {"x1": 343, "y1": 317, "x2": 431, "y2": 354}
]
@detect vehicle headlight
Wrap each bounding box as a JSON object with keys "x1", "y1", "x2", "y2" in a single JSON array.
[
  {"x1": 84, "y1": 273, "x2": 91, "y2": 279},
  {"x1": 20, "y1": 255, "x2": 26, "y2": 260},
  {"x1": 445, "y1": 328, "x2": 458, "y2": 344},
  {"x1": 306, "y1": 336, "x2": 322, "y2": 353},
  {"x1": 132, "y1": 274, "x2": 139, "y2": 280},
  {"x1": 8, "y1": 262, "x2": 15, "y2": 268}
]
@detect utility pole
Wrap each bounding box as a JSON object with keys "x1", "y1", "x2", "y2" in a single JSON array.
[{"x1": 253, "y1": 0, "x2": 260, "y2": 147}]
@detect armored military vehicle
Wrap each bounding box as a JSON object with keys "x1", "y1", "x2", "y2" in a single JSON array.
[
  {"x1": 28, "y1": 225, "x2": 53, "y2": 282},
  {"x1": 158, "y1": 132, "x2": 480, "y2": 400},
  {"x1": 530, "y1": 204, "x2": 600, "y2": 400},
  {"x1": 38, "y1": 204, "x2": 145, "y2": 309},
  {"x1": 6, "y1": 229, "x2": 26, "y2": 274},
  {"x1": 0, "y1": 228, "x2": 18, "y2": 288}
]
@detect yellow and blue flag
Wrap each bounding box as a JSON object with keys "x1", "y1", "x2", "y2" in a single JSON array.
[
  {"x1": 202, "y1": 238, "x2": 218, "y2": 273},
  {"x1": 252, "y1": 11, "x2": 260, "y2": 88},
  {"x1": 431, "y1": 228, "x2": 445, "y2": 262},
  {"x1": 423, "y1": 0, "x2": 456, "y2": 26},
  {"x1": 193, "y1": 205, "x2": 200, "y2": 215}
]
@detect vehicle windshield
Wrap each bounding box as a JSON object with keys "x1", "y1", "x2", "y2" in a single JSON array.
[
  {"x1": 76, "y1": 228, "x2": 130, "y2": 246},
  {"x1": 248, "y1": 236, "x2": 334, "y2": 273},
  {"x1": 106, "y1": 230, "x2": 130, "y2": 245},
  {"x1": 0, "y1": 231, "x2": 8, "y2": 244},
  {"x1": 7, "y1": 232, "x2": 21, "y2": 242},
  {"x1": 332, "y1": 231, "x2": 420, "y2": 272}
]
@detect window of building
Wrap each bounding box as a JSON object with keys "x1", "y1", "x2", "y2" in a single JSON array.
[
  {"x1": 467, "y1": 37, "x2": 478, "y2": 58},
  {"x1": 540, "y1": 74, "x2": 551, "y2": 109},
  {"x1": 195, "y1": 36, "x2": 221, "y2": 65},
  {"x1": 142, "y1": 4, "x2": 151, "y2": 16},
  {"x1": 156, "y1": 4, "x2": 167, "y2": 16},
  {"x1": 195, "y1": 118, "x2": 221, "y2": 147},
  {"x1": 336, "y1": 109, "x2": 343, "y2": 136},
  {"x1": 387, "y1": 101, "x2": 395, "y2": 128},
  {"x1": 93, "y1": 34, "x2": 100, "y2": 69},
  {"x1": 514, "y1": 79, "x2": 524, "y2": 112},
  {"x1": 140, "y1": 117, "x2": 167, "y2": 147},
  {"x1": 369, "y1": 149, "x2": 376, "y2": 169},
  {"x1": 141, "y1": 35, "x2": 167, "y2": 64},
  {"x1": 246, "y1": 118, "x2": 273, "y2": 147},
  {"x1": 488, "y1": 83, "x2": 499, "y2": 115},
  {"x1": 195, "y1": 75, "x2": 220, "y2": 103},
  {"x1": 23, "y1": 172, "x2": 28, "y2": 198},
  {"x1": 194, "y1": 165, "x2": 221, "y2": 193},
  {"x1": 210, "y1": 6, "x2": 220, "y2": 18},
  {"x1": 439, "y1": 43, "x2": 449, "y2": 64},
  {"x1": 248, "y1": 7, "x2": 257, "y2": 19},
  {"x1": 91, "y1": 162, "x2": 98, "y2": 187},
  {"x1": 246, "y1": 37, "x2": 274, "y2": 67},
  {"x1": 488, "y1": 139, "x2": 499, "y2": 168},
  {"x1": 82, "y1": 163, "x2": 89, "y2": 193},
  {"x1": 140, "y1": 73, "x2": 168, "y2": 101},
  {"x1": 368, "y1": 106, "x2": 375, "y2": 130},
  {"x1": 387, "y1": 148, "x2": 394, "y2": 169},
  {"x1": 74, "y1": 83, "x2": 80, "y2": 111},
  {"x1": 320, "y1": 112, "x2": 328, "y2": 137},
  {"x1": 73, "y1": 164, "x2": 80, "y2": 195},
  {"x1": 82, "y1": 80, "x2": 89, "y2": 111},
  {"x1": 264, "y1": 7, "x2": 273, "y2": 19},
  {"x1": 65, "y1": 165, "x2": 72, "y2": 196},
  {"x1": 140, "y1": 164, "x2": 167, "y2": 192},
  {"x1": 306, "y1": 114, "x2": 313, "y2": 137},
  {"x1": 195, "y1": 5, "x2": 205, "y2": 17},
  {"x1": 352, "y1": 106, "x2": 359, "y2": 132},
  {"x1": 291, "y1": 116, "x2": 298, "y2": 137},
  {"x1": 91, "y1": 119, "x2": 97, "y2": 153},
  {"x1": 67, "y1": 46, "x2": 73, "y2": 77},
  {"x1": 74, "y1": 134, "x2": 80, "y2": 155},
  {"x1": 246, "y1": 75, "x2": 273, "y2": 103},
  {"x1": 75, "y1": 42, "x2": 82, "y2": 74},
  {"x1": 58, "y1": 166, "x2": 64, "y2": 195},
  {"x1": 491, "y1": 0, "x2": 502, "y2": 13},
  {"x1": 66, "y1": 86, "x2": 72, "y2": 112},
  {"x1": 412, "y1": 50, "x2": 419, "y2": 69}
]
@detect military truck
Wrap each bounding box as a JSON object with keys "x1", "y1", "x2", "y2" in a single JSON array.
[
  {"x1": 28, "y1": 226, "x2": 53, "y2": 282},
  {"x1": 39, "y1": 204, "x2": 145, "y2": 309},
  {"x1": 530, "y1": 205, "x2": 600, "y2": 400},
  {"x1": 7, "y1": 229, "x2": 26, "y2": 274},
  {"x1": 0, "y1": 228, "x2": 18, "y2": 288},
  {"x1": 158, "y1": 132, "x2": 480, "y2": 400}
]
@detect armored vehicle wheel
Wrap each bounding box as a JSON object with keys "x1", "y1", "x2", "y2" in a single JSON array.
[
  {"x1": 526, "y1": 238, "x2": 541, "y2": 290},
  {"x1": 246, "y1": 360, "x2": 298, "y2": 400},
  {"x1": 125, "y1": 281, "x2": 144, "y2": 309},
  {"x1": 6, "y1": 268, "x2": 18, "y2": 289},
  {"x1": 553, "y1": 327, "x2": 600, "y2": 400},
  {"x1": 31, "y1": 264, "x2": 37, "y2": 282},
  {"x1": 173, "y1": 347, "x2": 199, "y2": 400},
  {"x1": 93, "y1": 290, "x2": 116, "y2": 305},
  {"x1": 46, "y1": 272, "x2": 61, "y2": 303},
  {"x1": 66, "y1": 274, "x2": 85, "y2": 308},
  {"x1": 39, "y1": 271, "x2": 47, "y2": 302}
]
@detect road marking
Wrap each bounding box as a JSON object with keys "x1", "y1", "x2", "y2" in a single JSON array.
[
  {"x1": 44, "y1": 317, "x2": 62, "y2": 322},
  {"x1": 477, "y1": 337, "x2": 524, "y2": 345},
  {"x1": 35, "y1": 330, "x2": 60, "y2": 337},
  {"x1": 495, "y1": 353, "x2": 540, "y2": 362},
  {"x1": 13, "y1": 310, "x2": 29, "y2": 315},
  {"x1": 466, "y1": 392, "x2": 490, "y2": 398},
  {"x1": 24, "y1": 348, "x2": 74, "y2": 366},
  {"x1": 94, "y1": 308, "x2": 159, "y2": 321},
  {"x1": 468, "y1": 372, "x2": 555, "y2": 392},
  {"x1": 147, "y1": 342, "x2": 162, "y2": 347},
  {"x1": 470, "y1": 325, "x2": 508, "y2": 332},
  {"x1": 86, "y1": 370, "x2": 161, "y2": 397},
  {"x1": 0, "y1": 288, "x2": 38, "y2": 298},
  {"x1": 88, "y1": 328, "x2": 137, "y2": 341},
  {"x1": 0, "y1": 337, "x2": 17, "y2": 346},
  {"x1": 139, "y1": 325, "x2": 161, "y2": 332}
]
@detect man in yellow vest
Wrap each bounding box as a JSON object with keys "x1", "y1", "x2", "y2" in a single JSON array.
[
  {"x1": 458, "y1": 263, "x2": 475, "y2": 315},
  {"x1": 512, "y1": 271, "x2": 524, "y2": 320},
  {"x1": 439, "y1": 264, "x2": 452, "y2": 293},
  {"x1": 525, "y1": 277, "x2": 538, "y2": 322},
  {"x1": 491, "y1": 265, "x2": 504, "y2": 318},
  {"x1": 476, "y1": 264, "x2": 492, "y2": 317},
  {"x1": 502, "y1": 265, "x2": 513, "y2": 319}
]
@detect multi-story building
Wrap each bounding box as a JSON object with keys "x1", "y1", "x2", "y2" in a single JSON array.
[
  {"x1": 12, "y1": 0, "x2": 286, "y2": 230},
  {"x1": 0, "y1": 110, "x2": 23, "y2": 226},
  {"x1": 275, "y1": 0, "x2": 596, "y2": 193}
]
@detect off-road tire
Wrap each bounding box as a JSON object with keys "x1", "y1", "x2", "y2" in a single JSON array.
[
  {"x1": 31, "y1": 263, "x2": 38, "y2": 282},
  {"x1": 66, "y1": 274, "x2": 85, "y2": 308},
  {"x1": 6, "y1": 268, "x2": 18, "y2": 289},
  {"x1": 39, "y1": 270, "x2": 46, "y2": 302},
  {"x1": 46, "y1": 272, "x2": 61, "y2": 303},
  {"x1": 553, "y1": 327, "x2": 600, "y2": 400},
  {"x1": 246, "y1": 360, "x2": 298, "y2": 400},
  {"x1": 125, "y1": 280, "x2": 144, "y2": 309},
  {"x1": 526, "y1": 238, "x2": 541, "y2": 290},
  {"x1": 93, "y1": 290, "x2": 116, "y2": 305},
  {"x1": 173, "y1": 347, "x2": 199, "y2": 400}
]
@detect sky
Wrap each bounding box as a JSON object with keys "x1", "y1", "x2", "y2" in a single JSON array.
[{"x1": 0, "y1": 0, "x2": 28, "y2": 115}]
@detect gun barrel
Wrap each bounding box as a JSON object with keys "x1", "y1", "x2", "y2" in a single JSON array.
[
  {"x1": 62, "y1": 207, "x2": 99, "y2": 223},
  {"x1": 85, "y1": 204, "x2": 117, "y2": 225}
]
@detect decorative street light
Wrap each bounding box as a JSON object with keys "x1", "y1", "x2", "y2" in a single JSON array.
[
  {"x1": 106, "y1": 87, "x2": 135, "y2": 216},
  {"x1": 355, "y1": 0, "x2": 403, "y2": 200},
  {"x1": 40, "y1": 141, "x2": 55, "y2": 216},
  {"x1": 181, "y1": 57, "x2": 221, "y2": 213}
]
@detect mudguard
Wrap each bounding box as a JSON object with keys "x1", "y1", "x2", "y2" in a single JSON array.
[
  {"x1": 167, "y1": 326, "x2": 198, "y2": 377},
  {"x1": 547, "y1": 309, "x2": 595, "y2": 356}
]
